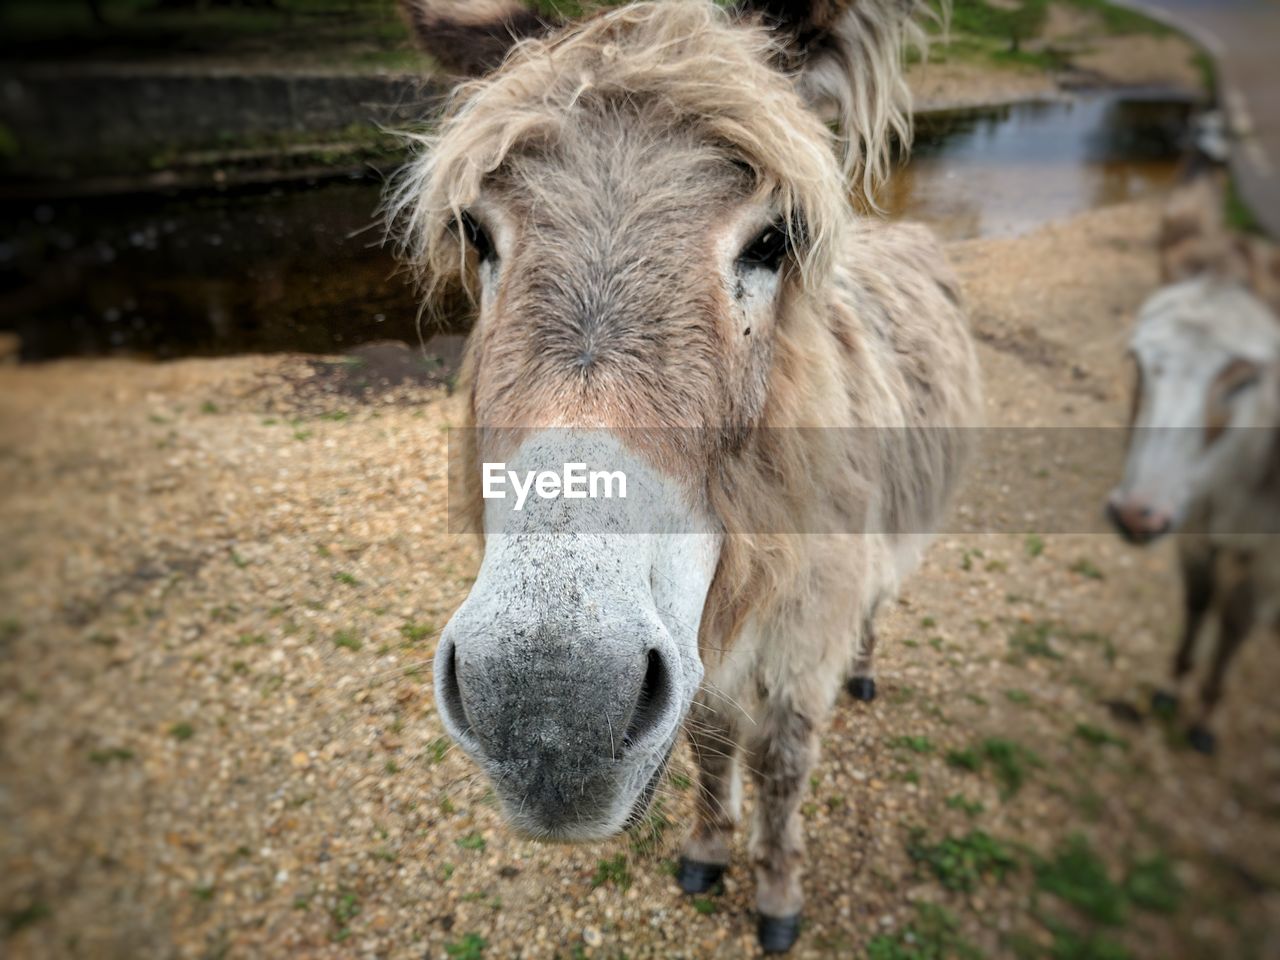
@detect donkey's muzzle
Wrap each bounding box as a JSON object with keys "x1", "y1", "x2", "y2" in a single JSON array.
[
  {"x1": 1106, "y1": 493, "x2": 1173, "y2": 544},
  {"x1": 434, "y1": 627, "x2": 678, "y2": 839}
]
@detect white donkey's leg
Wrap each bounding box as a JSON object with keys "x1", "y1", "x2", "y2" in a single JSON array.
[
  {"x1": 677, "y1": 692, "x2": 741, "y2": 893},
  {"x1": 745, "y1": 676, "x2": 840, "y2": 953},
  {"x1": 846, "y1": 608, "x2": 880, "y2": 702}
]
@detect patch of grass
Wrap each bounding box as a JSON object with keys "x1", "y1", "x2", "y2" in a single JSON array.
[
  {"x1": 1034, "y1": 834, "x2": 1126, "y2": 926},
  {"x1": 950, "y1": 737, "x2": 1042, "y2": 798},
  {"x1": 631, "y1": 799, "x2": 672, "y2": 856},
  {"x1": 668, "y1": 771, "x2": 692, "y2": 791},
  {"x1": 1124, "y1": 854, "x2": 1182, "y2": 913},
  {"x1": 236, "y1": 632, "x2": 267, "y2": 647},
  {"x1": 1062, "y1": 0, "x2": 1169, "y2": 36},
  {"x1": 423, "y1": 737, "x2": 449, "y2": 764},
  {"x1": 981, "y1": 738, "x2": 1042, "y2": 797},
  {"x1": 1005, "y1": 689, "x2": 1032, "y2": 705},
  {"x1": 867, "y1": 901, "x2": 984, "y2": 960},
  {"x1": 445, "y1": 933, "x2": 487, "y2": 959},
  {"x1": 691, "y1": 897, "x2": 717, "y2": 915},
  {"x1": 1041, "y1": 917, "x2": 1132, "y2": 960},
  {"x1": 399, "y1": 620, "x2": 433, "y2": 643},
  {"x1": 192, "y1": 884, "x2": 215, "y2": 901},
  {"x1": 333, "y1": 630, "x2": 361, "y2": 651},
  {"x1": 318, "y1": 410, "x2": 349, "y2": 421},
  {"x1": 592, "y1": 853, "x2": 632, "y2": 890},
  {"x1": 330, "y1": 890, "x2": 360, "y2": 942},
  {"x1": 1074, "y1": 723, "x2": 1128, "y2": 750},
  {"x1": 892, "y1": 735, "x2": 936, "y2": 754},
  {"x1": 200, "y1": 400, "x2": 218, "y2": 414},
  {"x1": 456, "y1": 832, "x2": 486, "y2": 851},
  {"x1": 946, "y1": 794, "x2": 985, "y2": 817},
  {"x1": 5, "y1": 900, "x2": 50, "y2": 934},
  {"x1": 908, "y1": 828, "x2": 1018, "y2": 891},
  {"x1": 1024, "y1": 534, "x2": 1045, "y2": 557},
  {"x1": 1068, "y1": 558, "x2": 1104, "y2": 580},
  {"x1": 170, "y1": 722, "x2": 195, "y2": 741},
  {"x1": 1225, "y1": 174, "x2": 1263, "y2": 234},
  {"x1": 1008, "y1": 620, "x2": 1064, "y2": 661},
  {"x1": 88, "y1": 746, "x2": 134, "y2": 764},
  {"x1": 333, "y1": 571, "x2": 360, "y2": 587}
]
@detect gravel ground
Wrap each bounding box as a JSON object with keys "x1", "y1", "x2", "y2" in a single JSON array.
[{"x1": 3, "y1": 198, "x2": 1278, "y2": 960}]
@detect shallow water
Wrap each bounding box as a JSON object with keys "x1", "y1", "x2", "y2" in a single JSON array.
[
  {"x1": 0, "y1": 89, "x2": 1194, "y2": 360},
  {"x1": 888, "y1": 90, "x2": 1193, "y2": 241}
]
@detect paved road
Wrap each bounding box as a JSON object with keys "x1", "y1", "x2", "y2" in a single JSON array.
[{"x1": 1124, "y1": 0, "x2": 1280, "y2": 236}]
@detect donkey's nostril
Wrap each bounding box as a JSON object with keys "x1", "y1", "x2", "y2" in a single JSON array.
[
  {"x1": 436, "y1": 640, "x2": 472, "y2": 740},
  {"x1": 623, "y1": 649, "x2": 671, "y2": 752}
]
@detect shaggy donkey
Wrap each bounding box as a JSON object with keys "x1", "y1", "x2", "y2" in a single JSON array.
[
  {"x1": 389, "y1": 0, "x2": 980, "y2": 949},
  {"x1": 1108, "y1": 180, "x2": 1280, "y2": 755}
]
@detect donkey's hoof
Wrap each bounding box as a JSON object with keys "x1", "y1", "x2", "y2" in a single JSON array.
[
  {"x1": 847, "y1": 676, "x2": 876, "y2": 702},
  {"x1": 1150, "y1": 689, "x2": 1178, "y2": 717},
  {"x1": 676, "y1": 858, "x2": 726, "y2": 895},
  {"x1": 757, "y1": 912, "x2": 802, "y2": 953},
  {"x1": 1187, "y1": 724, "x2": 1217, "y2": 755}
]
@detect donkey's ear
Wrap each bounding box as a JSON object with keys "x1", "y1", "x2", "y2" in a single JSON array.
[
  {"x1": 399, "y1": 0, "x2": 560, "y2": 77},
  {"x1": 735, "y1": 1, "x2": 940, "y2": 198}
]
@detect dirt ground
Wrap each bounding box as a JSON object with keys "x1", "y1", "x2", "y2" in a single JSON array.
[{"x1": 3, "y1": 189, "x2": 1279, "y2": 960}]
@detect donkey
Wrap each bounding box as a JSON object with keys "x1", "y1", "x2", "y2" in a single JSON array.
[
  {"x1": 388, "y1": 1, "x2": 980, "y2": 950},
  {"x1": 1108, "y1": 179, "x2": 1280, "y2": 755}
]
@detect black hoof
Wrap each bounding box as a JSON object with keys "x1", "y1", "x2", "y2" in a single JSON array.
[
  {"x1": 847, "y1": 676, "x2": 876, "y2": 702},
  {"x1": 1150, "y1": 689, "x2": 1178, "y2": 717},
  {"x1": 676, "y1": 858, "x2": 725, "y2": 895},
  {"x1": 1187, "y1": 724, "x2": 1216, "y2": 755},
  {"x1": 757, "y1": 912, "x2": 802, "y2": 953}
]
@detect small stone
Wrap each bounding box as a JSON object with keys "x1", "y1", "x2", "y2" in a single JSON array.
[
  {"x1": 291, "y1": 751, "x2": 311, "y2": 770},
  {"x1": 583, "y1": 926, "x2": 603, "y2": 948}
]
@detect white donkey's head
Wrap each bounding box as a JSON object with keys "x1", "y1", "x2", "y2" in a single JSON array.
[
  {"x1": 1108, "y1": 275, "x2": 1280, "y2": 542},
  {"x1": 387, "y1": 0, "x2": 934, "y2": 839}
]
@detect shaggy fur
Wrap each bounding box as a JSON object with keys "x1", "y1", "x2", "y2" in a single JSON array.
[{"x1": 388, "y1": 0, "x2": 979, "y2": 936}]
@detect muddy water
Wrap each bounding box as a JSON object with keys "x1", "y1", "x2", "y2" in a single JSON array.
[
  {"x1": 887, "y1": 90, "x2": 1193, "y2": 241},
  {"x1": 0, "y1": 90, "x2": 1193, "y2": 360}
]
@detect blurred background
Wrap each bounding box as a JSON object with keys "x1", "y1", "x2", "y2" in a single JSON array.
[{"x1": 1, "y1": 2, "x2": 1278, "y2": 959}]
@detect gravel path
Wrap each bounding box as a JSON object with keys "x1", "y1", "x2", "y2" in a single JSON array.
[{"x1": 3, "y1": 200, "x2": 1278, "y2": 959}]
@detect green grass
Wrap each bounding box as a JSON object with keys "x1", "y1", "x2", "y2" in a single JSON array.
[
  {"x1": 946, "y1": 794, "x2": 985, "y2": 817},
  {"x1": 592, "y1": 853, "x2": 632, "y2": 890},
  {"x1": 1074, "y1": 723, "x2": 1128, "y2": 750},
  {"x1": 445, "y1": 933, "x2": 487, "y2": 960},
  {"x1": 1035, "y1": 834, "x2": 1126, "y2": 926},
  {"x1": 170, "y1": 721, "x2": 195, "y2": 741},
  {"x1": 330, "y1": 889, "x2": 360, "y2": 942},
  {"x1": 893, "y1": 734, "x2": 936, "y2": 754},
  {"x1": 399, "y1": 620, "x2": 434, "y2": 643},
  {"x1": 89, "y1": 746, "x2": 135, "y2": 764},
  {"x1": 1068, "y1": 558, "x2": 1105, "y2": 581},
  {"x1": 333, "y1": 571, "x2": 360, "y2": 587},
  {"x1": 908, "y1": 828, "x2": 1019, "y2": 891},
  {"x1": 1123, "y1": 854, "x2": 1182, "y2": 913},
  {"x1": 456, "y1": 833, "x2": 486, "y2": 851},
  {"x1": 867, "y1": 902, "x2": 984, "y2": 960},
  {"x1": 949, "y1": 737, "x2": 1042, "y2": 798},
  {"x1": 333, "y1": 629, "x2": 361, "y2": 651}
]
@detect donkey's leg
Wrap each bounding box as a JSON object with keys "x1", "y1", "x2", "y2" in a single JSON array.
[
  {"x1": 846, "y1": 601, "x2": 881, "y2": 702},
  {"x1": 1188, "y1": 557, "x2": 1256, "y2": 755},
  {"x1": 1154, "y1": 541, "x2": 1216, "y2": 715},
  {"x1": 745, "y1": 698, "x2": 821, "y2": 953},
  {"x1": 677, "y1": 693, "x2": 740, "y2": 894}
]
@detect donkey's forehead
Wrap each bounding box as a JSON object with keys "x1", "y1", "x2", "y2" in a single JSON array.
[
  {"x1": 1132, "y1": 278, "x2": 1280, "y2": 363},
  {"x1": 487, "y1": 107, "x2": 756, "y2": 217}
]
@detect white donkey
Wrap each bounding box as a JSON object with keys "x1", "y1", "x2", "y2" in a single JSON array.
[
  {"x1": 1108, "y1": 181, "x2": 1280, "y2": 754},
  {"x1": 389, "y1": 1, "x2": 980, "y2": 950}
]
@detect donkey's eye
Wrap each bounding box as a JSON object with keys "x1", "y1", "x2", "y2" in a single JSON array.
[
  {"x1": 458, "y1": 211, "x2": 495, "y2": 263},
  {"x1": 1219, "y1": 358, "x2": 1261, "y2": 403},
  {"x1": 738, "y1": 221, "x2": 790, "y2": 272}
]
